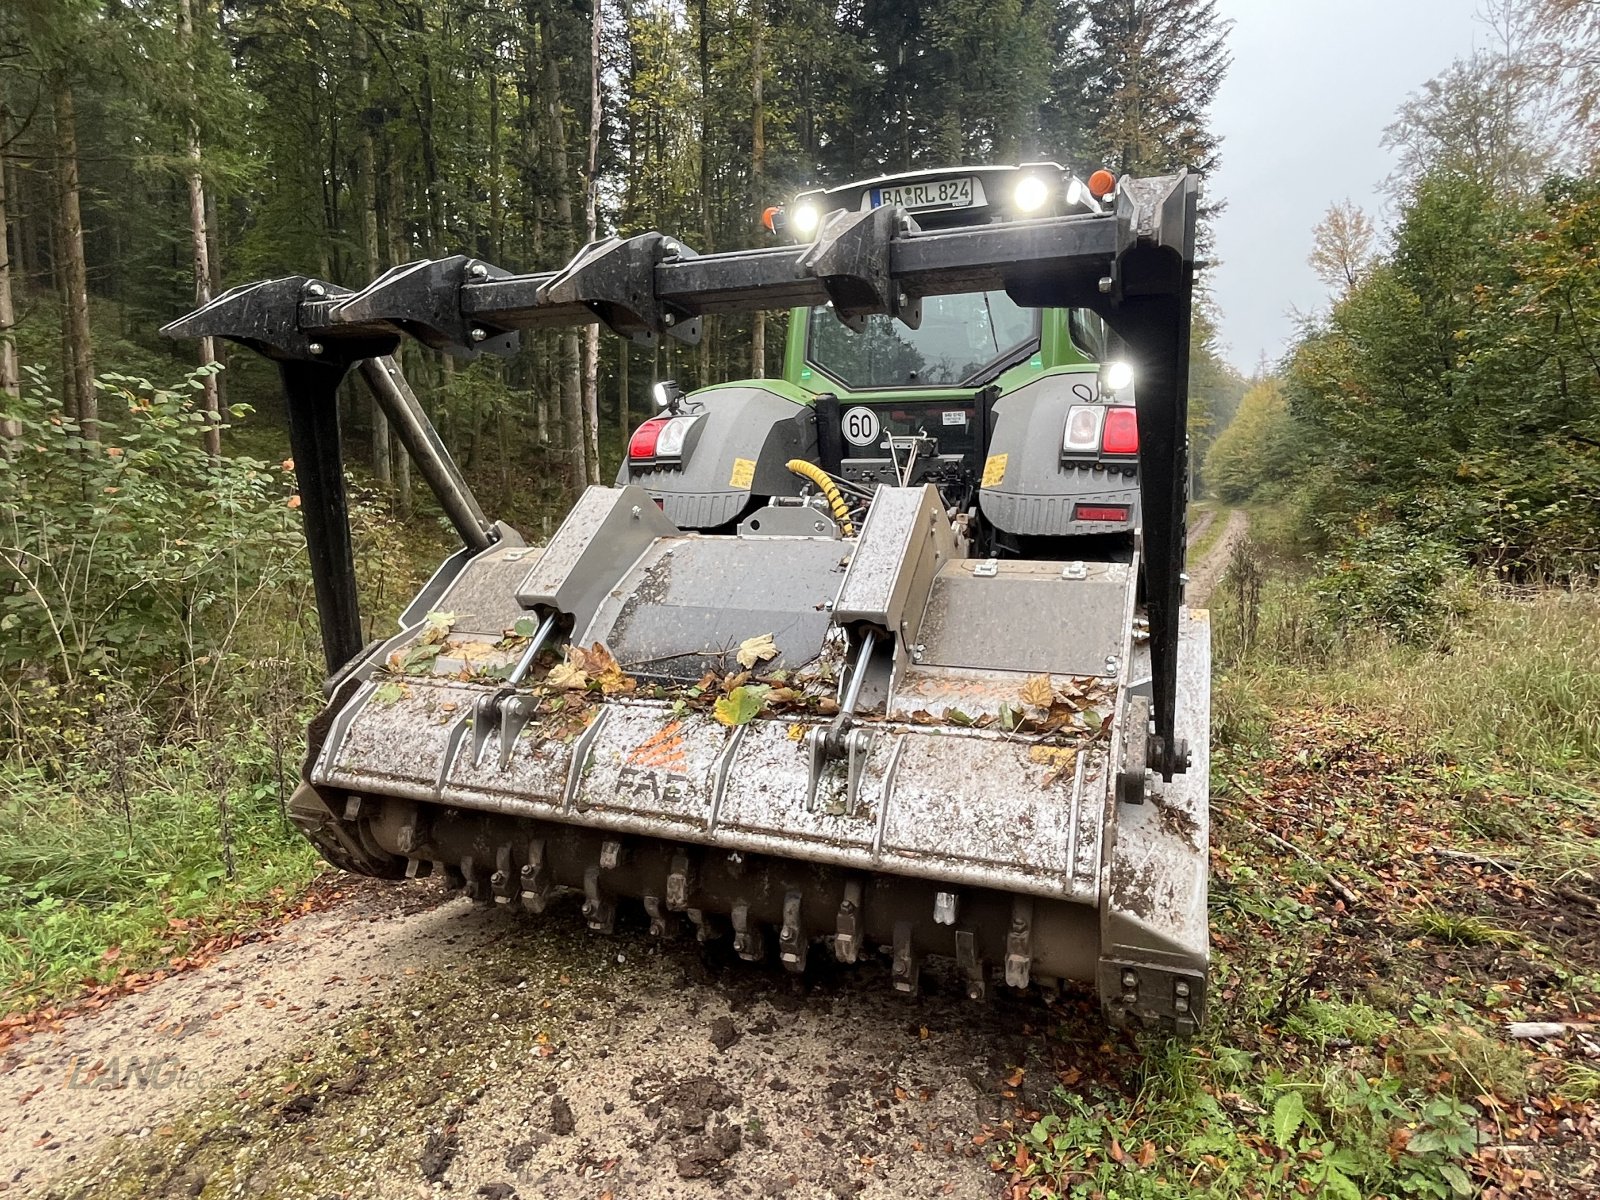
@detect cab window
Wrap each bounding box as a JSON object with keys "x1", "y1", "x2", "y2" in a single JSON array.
[{"x1": 806, "y1": 291, "x2": 1038, "y2": 390}]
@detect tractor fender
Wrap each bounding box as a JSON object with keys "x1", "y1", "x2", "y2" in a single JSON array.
[
  {"x1": 979, "y1": 370, "x2": 1141, "y2": 538},
  {"x1": 616, "y1": 385, "x2": 817, "y2": 530}
]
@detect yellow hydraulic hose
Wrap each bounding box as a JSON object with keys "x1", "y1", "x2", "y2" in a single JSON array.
[{"x1": 786, "y1": 459, "x2": 856, "y2": 537}]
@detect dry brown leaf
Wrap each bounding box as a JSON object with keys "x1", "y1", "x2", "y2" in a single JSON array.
[
  {"x1": 1019, "y1": 673, "x2": 1055, "y2": 709},
  {"x1": 737, "y1": 632, "x2": 780, "y2": 669},
  {"x1": 545, "y1": 649, "x2": 589, "y2": 690}
]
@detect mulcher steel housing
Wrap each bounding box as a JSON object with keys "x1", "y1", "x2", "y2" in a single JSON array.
[{"x1": 165, "y1": 167, "x2": 1211, "y2": 1032}]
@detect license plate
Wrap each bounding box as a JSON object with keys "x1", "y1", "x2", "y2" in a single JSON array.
[{"x1": 870, "y1": 176, "x2": 985, "y2": 211}]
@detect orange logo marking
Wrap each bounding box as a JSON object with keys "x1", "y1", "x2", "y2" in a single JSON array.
[{"x1": 625, "y1": 721, "x2": 687, "y2": 772}]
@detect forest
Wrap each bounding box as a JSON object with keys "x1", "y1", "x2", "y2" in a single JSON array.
[{"x1": 3, "y1": 2, "x2": 1600, "y2": 1197}]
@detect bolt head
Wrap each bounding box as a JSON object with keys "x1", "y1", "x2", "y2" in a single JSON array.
[
  {"x1": 663, "y1": 312, "x2": 676, "y2": 326},
  {"x1": 1121, "y1": 968, "x2": 1138, "y2": 989},
  {"x1": 307, "y1": 283, "x2": 326, "y2": 298},
  {"x1": 469, "y1": 326, "x2": 488, "y2": 343},
  {"x1": 1098, "y1": 276, "x2": 1114, "y2": 294},
  {"x1": 468, "y1": 261, "x2": 490, "y2": 278},
  {"x1": 306, "y1": 342, "x2": 325, "y2": 356},
  {"x1": 1175, "y1": 981, "x2": 1191, "y2": 997}
]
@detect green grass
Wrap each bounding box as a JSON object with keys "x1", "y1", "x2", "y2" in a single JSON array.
[
  {"x1": 1186, "y1": 501, "x2": 1229, "y2": 565},
  {"x1": 0, "y1": 736, "x2": 321, "y2": 1013},
  {"x1": 1212, "y1": 549, "x2": 1600, "y2": 780},
  {"x1": 999, "y1": 547, "x2": 1599, "y2": 1198}
]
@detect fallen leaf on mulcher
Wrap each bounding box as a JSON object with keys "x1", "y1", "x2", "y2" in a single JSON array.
[
  {"x1": 737, "y1": 633, "x2": 780, "y2": 669},
  {"x1": 1019, "y1": 674, "x2": 1055, "y2": 709},
  {"x1": 545, "y1": 651, "x2": 589, "y2": 690},
  {"x1": 420, "y1": 610, "x2": 457, "y2": 645},
  {"x1": 714, "y1": 686, "x2": 765, "y2": 727}
]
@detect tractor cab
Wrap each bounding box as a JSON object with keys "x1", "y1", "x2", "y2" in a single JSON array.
[{"x1": 620, "y1": 163, "x2": 1144, "y2": 556}]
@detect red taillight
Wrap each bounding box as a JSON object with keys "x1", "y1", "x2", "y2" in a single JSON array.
[
  {"x1": 628, "y1": 417, "x2": 669, "y2": 460},
  {"x1": 1101, "y1": 407, "x2": 1138, "y2": 455},
  {"x1": 1074, "y1": 504, "x2": 1130, "y2": 522}
]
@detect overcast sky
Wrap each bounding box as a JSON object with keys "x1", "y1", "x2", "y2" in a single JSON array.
[{"x1": 1208, "y1": 0, "x2": 1489, "y2": 372}]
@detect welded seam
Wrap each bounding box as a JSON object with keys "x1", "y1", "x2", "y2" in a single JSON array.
[
  {"x1": 563, "y1": 705, "x2": 612, "y2": 811},
  {"x1": 706, "y1": 724, "x2": 748, "y2": 834},
  {"x1": 870, "y1": 736, "x2": 907, "y2": 863}
]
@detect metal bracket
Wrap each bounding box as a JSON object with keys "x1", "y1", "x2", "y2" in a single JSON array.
[
  {"x1": 1117, "y1": 695, "x2": 1151, "y2": 805},
  {"x1": 333, "y1": 256, "x2": 519, "y2": 359},
  {"x1": 158, "y1": 276, "x2": 399, "y2": 363},
  {"x1": 498, "y1": 693, "x2": 540, "y2": 772},
  {"x1": 799, "y1": 204, "x2": 922, "y2": 331},
  {"x1": 536, "y1": 232, "x2": 702, "y2": 346}
]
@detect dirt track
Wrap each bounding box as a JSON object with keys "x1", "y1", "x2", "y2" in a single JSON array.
[
  {"x1": 2, "y1": 882, "x2": 1065, "y2": 1199},
  {"x1": 1186, "y1": 508, "x2": 1248, "y2": 608}
]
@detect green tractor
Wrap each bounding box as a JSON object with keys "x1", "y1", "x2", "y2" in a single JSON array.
[
  {"x1": 621, "y1": 164, "x2": 1144, "y2": 559},
  {"x1": 165, "y1": 161, "x2": 1209, "y2": 1031}
]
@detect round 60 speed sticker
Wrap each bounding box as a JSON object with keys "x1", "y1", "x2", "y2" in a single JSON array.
[{"x1": 841, "y1": 406, "x2": 882, "y2": 447}]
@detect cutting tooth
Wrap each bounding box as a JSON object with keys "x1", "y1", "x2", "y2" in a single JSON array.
[
  {"x1": 491, "y1": 845, "x2": 515, "y2": 905},
  {"x1": 687, "y1": 908, "x2": 725, "y2": 943},
  {"x1": 778, "y1": 890, "x2": 807, "y2": 973},
  {"x1": 891, "y1": 920, "x2": 920, "y2": 995},
  {"x1": 954, "y1": 929, "x2": 986, "y2": 1001},
  {"x1": 519, "y1": 839, "x2": 550, "y2": 913},
  {"x1": 459, "y1": 856, "x2": 492, "y2": 903},
  {"x1": 834, "y1": 880, "x2": 863, "y2": 964},
  {"x1": 731, "y1": 901, "x2": 764, "y2": 962},
  {"x1": 581, "y1": 864, "x2": 615, "y2": 933},
  {"x1": 1005, "y1": 896, "x2": 1034, "y2": 989},
  {"x1": 643, "y1": 894, "x2": 681, "y2": 939},
  {"x1": 666, "y1": 851, "x2": 692, "y2": 911}
]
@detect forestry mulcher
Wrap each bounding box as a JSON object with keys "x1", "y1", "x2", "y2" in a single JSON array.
[{"x1": 166, "y1": 163, "x2": 1210, "y2": 1032}]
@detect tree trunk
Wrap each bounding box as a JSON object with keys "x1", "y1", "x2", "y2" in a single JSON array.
[
  {"x1": 386, "y1": 154, "x2": 412, "y2": 517},
  {"x1": 583, "y1": 0, "x2": 603, "y2": 482},
  {"x1": 179, "y1": 0, "x2": 221, "y2": 460},
  {"x1": 55, "y1": 80, "x2": 95, "y2": 441},
  {"x1": 750, "y1": 0, "x2": 765, "y2": 377},
  {"x1": 0, "y1": 102, "x2": 19, "y2": 404},
  {"x1": 543, "y1": 15, "x2": 587, "y2": 492},
  {"x1": 354, "y1": 25, "x2": 390, "y2": 486},
  {"x1": 618, "y1": 341, "x2": 630, "y2": 459},
  {"x1": 697, "y1": 0, "x2": 712, "y2": 388}
]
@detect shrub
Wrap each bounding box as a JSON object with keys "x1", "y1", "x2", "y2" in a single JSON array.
[{"x1": 0, "y1": 364, "x2": 310, "y2": 750}]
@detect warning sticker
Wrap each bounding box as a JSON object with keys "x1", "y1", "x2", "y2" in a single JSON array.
[
  {"x1": 981, "y1": 453, "x2": 1008, "y2": 488},
  {"x1": 729, "y1": 457, "x2": 756, "y2": 489}
]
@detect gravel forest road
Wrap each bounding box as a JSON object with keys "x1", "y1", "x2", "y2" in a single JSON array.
[
  {"x1": 4, "y1": 883, "x2": 1056, "y2": 1200},
  {"x1": 2, "y1": 514, "x2": 1246, "y2": 1200}
]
